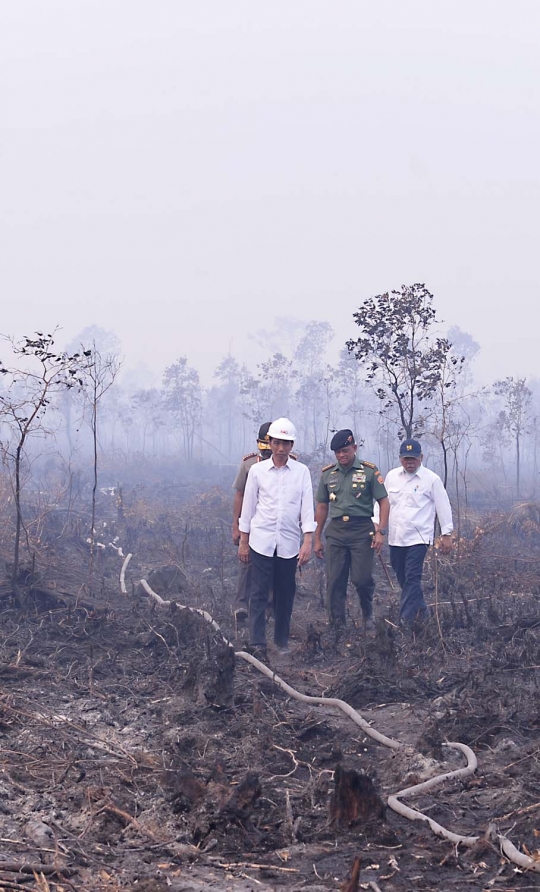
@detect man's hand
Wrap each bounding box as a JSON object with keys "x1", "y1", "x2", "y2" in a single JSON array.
[
  {"x1": 232, "y1": 490, "x2": 243, "y2": 546},
  {"x1": 314, "y1": 537, "x2": 324, "y2": 559},
  {"x1": 439, "y1": 534, "x2": 453, "y2": 555},
  {"x1": 371, "y1": 530, "x2": 384, "y2": 555},
  {"x1": 238, "y1": 541, "x2": 250, "y2": 563},
  {"x1": 298, "y1": 539, "x2": 312, "y2": 567}
]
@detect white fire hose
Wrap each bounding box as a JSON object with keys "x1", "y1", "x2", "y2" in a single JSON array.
[{"x1": 131, "y1": 567, "x2": 539, "y2": 874}]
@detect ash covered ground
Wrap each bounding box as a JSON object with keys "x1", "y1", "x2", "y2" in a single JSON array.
[{"x1": 1, "y1": 488, "x2": 540, "y2": 891}]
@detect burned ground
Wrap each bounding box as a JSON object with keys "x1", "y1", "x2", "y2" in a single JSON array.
[{"x1": 0, "y1": 488, "x2": 540, "y2": 890}]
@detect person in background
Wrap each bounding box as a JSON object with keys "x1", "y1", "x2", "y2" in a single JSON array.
[
  {"x1": 314, "y1": 429, "x2": 389, "y2": 632},
  {"x1": 238, "y1": 418, "x2": 316, "y2": 659},
  {"x1": 231, "y1": 422, "x2": 272, "y2": 625},
  {"x1": 385, "y1": 439, "x2": 453, "y2": 627}
]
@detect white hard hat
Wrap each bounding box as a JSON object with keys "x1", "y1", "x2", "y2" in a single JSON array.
[{"x1": 268, "y1": 417, "x2": 297, "y2": 441}]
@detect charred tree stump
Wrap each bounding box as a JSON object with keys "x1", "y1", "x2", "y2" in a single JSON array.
[
  {"x1": 202, "y1": 643, "x2": 235, "y2": 708},
  {"x1": 166, "y1": 766, "x2": 205, "y2": 814},
  {"x1": 181, "y1": 631, "x2": 236, "y2": 708},
  {"x1": 221, "y1": 771, "x2": 261, "y2": 817},
  {"x1": 330, "y1": 765, "x2": 385, "y2": 827}
]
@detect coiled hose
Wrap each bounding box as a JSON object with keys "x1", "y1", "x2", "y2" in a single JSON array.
[{"x1": 134, "y1": 571, "x2": 539, "y2": 874}]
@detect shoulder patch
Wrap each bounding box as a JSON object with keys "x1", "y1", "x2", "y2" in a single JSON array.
[
  {"x1": 362, "y1": 460, "x2": 377, "y2": 469},
  {"x1": 242, "y1": 452, "x2": 257, "y2": 461},
  {"x1": 322, "y1": 463, "x2": 335, "y2": 472},
  {"x1": 290, "y1": 453, "x2": 298, "y2": 460}
]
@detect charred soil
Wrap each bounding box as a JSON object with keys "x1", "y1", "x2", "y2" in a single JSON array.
[{"x1": 0, "y1": 500, "x2": 540, "y2": 890}]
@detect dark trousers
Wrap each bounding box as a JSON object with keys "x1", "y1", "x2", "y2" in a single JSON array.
[
  {"x1": 235, "y1": 560, "x2": 251, "y2": 612},
  {"x1": 325, "y1": 519, "x2": 375, "y2": 625},
  {"x1": 389, "y1": 544, "x2": 429, "y2": 623},
  {"x1": 235, "y1": 559, "x2": 273, "y2": 613},
  {"x1": 249, "y1": 548, "x2": 297, "y2": 647}
]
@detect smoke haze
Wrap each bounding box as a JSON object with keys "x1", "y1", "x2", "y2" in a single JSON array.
[{"x1": 1, "y1": 1, "x2": 539, "y2": 382}]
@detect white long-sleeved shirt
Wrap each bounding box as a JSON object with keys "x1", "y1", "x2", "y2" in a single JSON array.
[
  {"x1": 385, "y1": 464, "x2": 453, "y2": 547},
  {"x1": 238, "y1": 457, "x2": 317, "y2": 558}
]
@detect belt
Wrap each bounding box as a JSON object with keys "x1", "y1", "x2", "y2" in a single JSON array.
[{"x1": 331, "y1": 515, "x2": 372, "y2": 524}]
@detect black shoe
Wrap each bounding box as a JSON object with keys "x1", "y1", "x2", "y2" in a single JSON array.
[
  {"x1": 328, "y1": 617, "x2": 347, "y2": 630},
  {"x1": 364, "y1": 617, "x2": 375, "y2": 634},
  {"x1": 399, "y1": 614, "x2": 428, "y2": 635}
]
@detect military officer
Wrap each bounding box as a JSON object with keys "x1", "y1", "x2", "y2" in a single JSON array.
[
  {"x1": 232, "y1": 422, "x2": 272, "y2": 623},
  {"x1": 315, "y1": 429, "x2": 389, "y2": 630}
]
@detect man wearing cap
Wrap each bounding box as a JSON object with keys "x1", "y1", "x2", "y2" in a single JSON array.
[
  {"x1": 385, "y1": 439, "x2": 453, "y2": 626},
  {"x1": 231, "y1": 422, "x2": 273, "y2": 624},
  {"x1": 315, "y1": 430, "x2": 389, "y2": 631},
  {"x1": 238, "y1": 418, "x2": 316, "y2": 658}
]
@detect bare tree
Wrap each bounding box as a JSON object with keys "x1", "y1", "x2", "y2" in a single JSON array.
[
  {"x1": 82, "y1": 342, "x2": 121, "y2": 586},
  {"x1": 294, "y1": 321, "x2": 334, "y2": 452},
  {"x1": 212, "y1": 355, "x2": 243, "y2": 459},
  {"x1": 422, "y1": 349, "x2": 467, "y2": 487},
  {"x1": 241, "y1": 353, "x2": 295, "y2": 425},
  {"x1": 0, "y1": 332, "x2": 91, "y2": 588},
  {"x1": 131, "y1": 388, "x2": 165, "y2": 456},
  {"x1": 493, "y1": 376, "x2": 532, "y2": 498},
  {"x1": 163, "y1": 357, "x2": 202, "y2": 460}
]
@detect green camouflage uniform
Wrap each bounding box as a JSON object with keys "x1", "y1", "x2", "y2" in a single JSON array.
[
  {"x1": 233, "y1": 453, "x2": 263, "y2": 613},
  {"x1": 316, "y1": 456, "x2": 388, "y2": 625}
]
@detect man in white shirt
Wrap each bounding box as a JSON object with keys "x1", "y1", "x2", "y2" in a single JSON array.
[
  {"x1": 231, "y1": 421, "x2": 272, "y2": 626},
  {"x1": 385, "y1": 439, "x2": 453, "y2": 626},
  {"x1": 238, "y1": 417, "x2": 316, "y2": 658}
]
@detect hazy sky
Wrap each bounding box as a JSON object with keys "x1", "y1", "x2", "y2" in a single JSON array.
[{"x1": 1, "y1": 1, "x2": 539, "y2": 386}]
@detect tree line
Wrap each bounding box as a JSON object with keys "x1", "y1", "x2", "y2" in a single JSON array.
[{"x1": 0, "y1": 283, "x2": 538, "y2": 590}]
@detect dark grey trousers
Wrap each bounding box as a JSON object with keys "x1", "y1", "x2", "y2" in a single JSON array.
[
  {"x1": 249, "y1": 548, "x2": 297, "y2": 647},
  {"x1": 234, "y1": 560, "x2": 252, "y2": 612},
  {"x1": 234, "y1": 559, "x2": 273, "y2": 613}
]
